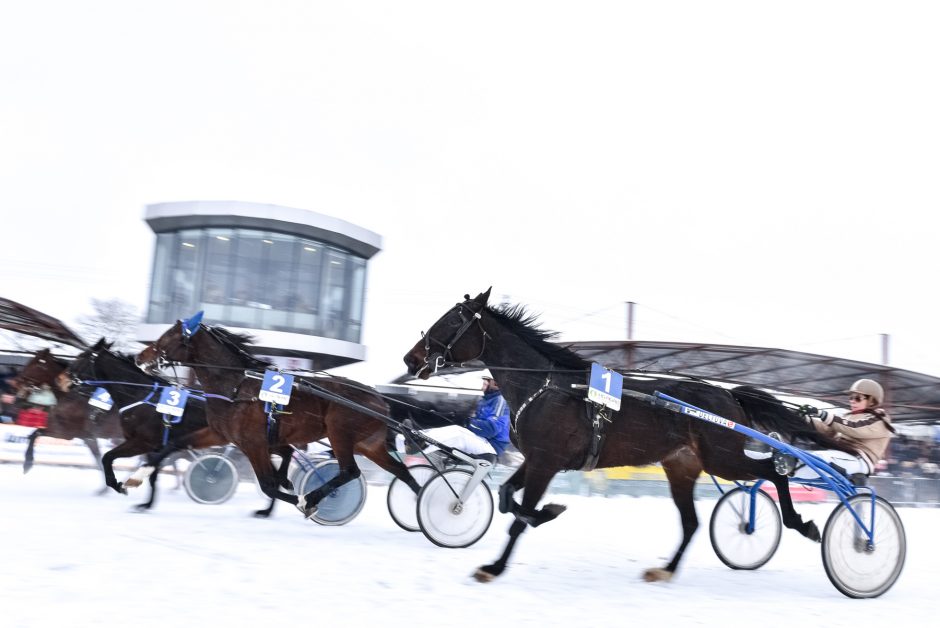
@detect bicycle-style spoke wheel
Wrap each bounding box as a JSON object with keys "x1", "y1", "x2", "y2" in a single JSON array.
[
  {"x1": 822, "y1": 494, "x2": 906, "y2": 598},
  {"x1": 299, "y1": 459, "x2": 367, "y2": 526},
  {"x1": 184, "y1": 454, "x2": 239, "y2": 505},
  {"x1": 709, "y1": 487, "x2": 782, "y2": 570},
  {"x1": 387, "y1": 464, "x2": 437, "y2": 532},
  {"x1": 417, "y1": 468, "x2": 493, "y2": 548}
]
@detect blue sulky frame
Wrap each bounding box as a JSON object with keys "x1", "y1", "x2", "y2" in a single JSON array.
[{"x1": 652, "y1": 391, "x2": 879, "y2": 550}]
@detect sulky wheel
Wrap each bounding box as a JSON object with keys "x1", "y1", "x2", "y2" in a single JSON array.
[
  {"x1": 821, "y1": 494, "x2": 906, "y2": 598},
  {"x1": 298, "y1": 459, "x2": 367, "y2": 526},
  {"x1": 387, "y1": 464, "x2": 437, "y2": 532},
  {"x1": 184, "y1": 453, "x2": 239, "y2": 505},
  {"x1": 709, "y1": 486, "x2": 782, "y2": 570},
  {"x1": 416, "y1": 468, "x2": 493, "y2": 548}
]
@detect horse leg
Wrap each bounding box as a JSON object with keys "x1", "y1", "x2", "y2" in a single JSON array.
[
  {"x1": 23, "y1": 428, "x2": 44, "y2": 474},
  {"x1": 475, "y1": 464, "x2": 564, "y2": 583},
  {"x1": 244, "y1": 444, "x2": 299, "y2": 511},
  {"x1": 646, "y1": 451, "x2": 703, "y2": 582},
  {"x1": 355, "y1": 431, "x2": 423, "y2": 494},
  {"x1": 82, "y1": 437, "x2": 110, "y2": 495},
  {"x1": 771, "y1": 474, "x2": 820, "y2": 542},
  {"x1": 101, "y1": 440, "x2": 150, "y2": 495},
  {"x1": 273, "y1": 446, "x2": 294, "y2": 491},
  {"x1": 254, "y1": 446, "x2": 294, "y2": 518},
  {"x1": 498, "y1": 462, "x2": 527, "y2": 514},
  {"x1": 126, "y1": 444, "x2": 179, "y2": 511}
]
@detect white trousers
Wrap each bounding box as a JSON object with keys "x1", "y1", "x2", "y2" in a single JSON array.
[
  {"x1": 399, "y1": 425, "x2": 496, "y2": 456},
  {"x1": 792, "y1": 449, "x2": 871, "y2": 479}
]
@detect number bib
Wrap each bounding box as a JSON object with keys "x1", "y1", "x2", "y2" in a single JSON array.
[
  {"x1": 88, "y1": 387, "x2": 114, "y2": 411},
  {"x1": 156, "y1": 386, "x2": 190, "y2": 417},
  {"x1": 259, "y1": 370, "x2": 294, "y2": 405},
  {"x1": 587, "y1": 363, "x2": 623, "y2": 411}
]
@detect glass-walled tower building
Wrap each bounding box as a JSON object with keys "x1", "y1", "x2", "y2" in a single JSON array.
[{"x1": 137, "y1": 201, "x2": 382, "y2": 369}]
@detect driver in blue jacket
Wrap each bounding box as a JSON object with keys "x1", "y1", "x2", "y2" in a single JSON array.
[{"x1": 409, "y1": 373, "x2": 511, "y2": 464}]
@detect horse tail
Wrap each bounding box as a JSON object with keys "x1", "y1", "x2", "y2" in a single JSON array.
[{"x1": 729, "y1": 385, "x2": 855, "y2": 454}]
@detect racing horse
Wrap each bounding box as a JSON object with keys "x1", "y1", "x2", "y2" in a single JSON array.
[
  {"x1": 135, "y1": 314, "x2": 423, "y2": 516},
  {"x1": 12, "y1": 349, "x2": 123, "y2": 487},
  {"x1": 62, "y1": 339, "x2": 266, "y2": 512},
  {"x1": 403, "y1": 289, "x2": 848, "y2": 583}
]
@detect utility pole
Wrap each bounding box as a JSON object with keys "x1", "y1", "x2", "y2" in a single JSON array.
[{"x1": 626, "y1": 301, "x2": 635, "y2": 341}]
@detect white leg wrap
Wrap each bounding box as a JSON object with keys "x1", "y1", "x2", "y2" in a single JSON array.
[{"x1": 124, "y1": 465, "x2": 155, "y2": 488}]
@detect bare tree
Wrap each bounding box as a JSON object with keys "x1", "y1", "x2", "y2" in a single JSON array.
[{"x1": 76, "y1": 299, "x2": 144, "y2": 353}]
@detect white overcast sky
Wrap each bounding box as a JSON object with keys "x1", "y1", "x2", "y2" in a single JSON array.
[{"x1": 1, "y1": 1, "x2": 938, "y2": 385}]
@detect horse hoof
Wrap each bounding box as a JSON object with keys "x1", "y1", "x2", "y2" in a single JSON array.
[
  {"x1": 642, "y1": 568, "x2": 673, "y2": 582},
  {"x1": 473, "y1": 568, "x2": 496, "y2": 583},
  {"x1": 296, "y1": 495, "x2": 317, "y2": 519},
  {"x1": 806, "y1": 521, "x2": 821, "y2": 543},
  {"x1": 253, "y1": 510, "x2": 272, "y2": 519}
]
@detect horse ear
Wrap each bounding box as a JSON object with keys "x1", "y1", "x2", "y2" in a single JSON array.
[
  {"x1": 94, "y1": 338, "x2": 107, "y2": 349},
  {"x1": 182, "y1": 310, "x2": 205, "y2": 336},
  {"x1": 474, "y1": 287, "x2": 492, "y2": 305}
]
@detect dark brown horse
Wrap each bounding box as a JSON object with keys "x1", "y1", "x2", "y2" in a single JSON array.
[
  {"x1": 12, "y1": 349, "x2": 123, "y2": 485},
  {"x1": 62, "y1": 339, "x2": 255, "y2": 511},
  {"x1": 403, "y1": 289, "x2": 844, "y2": 583},
  {"x1": 135, "y1": 315, "x2": 422, "y2": 516}
]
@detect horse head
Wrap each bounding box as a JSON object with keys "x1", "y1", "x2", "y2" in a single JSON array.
[
  {"x1": 136, "y1": 313, "x2": 202, "y2": 374},
  {"x1": 403, "y1": 288, "x2": 491, "y2": 379},
  {"x1": 14, "y1": 348, "x2": 69, "y2": 400},
  {"x1": 60, "y1": 338, "x2": 113, "y2": 393}
]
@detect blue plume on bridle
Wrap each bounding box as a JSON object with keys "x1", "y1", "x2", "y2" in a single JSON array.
[{"x1": 181, "y1": 310, "x2": 204, "y2": 338}]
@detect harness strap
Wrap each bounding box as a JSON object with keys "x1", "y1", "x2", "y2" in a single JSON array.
[
  {"x1": 580, "y1": 401, "x2": 610, "y2": 471},
  {"x1": 118, "y1": 382, "x2": 161, "y2": 415},
  {"x1": 512, "y1": 373, "x2": 553, "y2": 433}
]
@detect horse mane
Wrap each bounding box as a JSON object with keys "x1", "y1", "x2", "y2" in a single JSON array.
[
  {"x1": 487, "y1": 304, "x2": 589, "y2": 370},
  {"x1": 204, "y1": 325, "x2": 272, "y2": 369}
]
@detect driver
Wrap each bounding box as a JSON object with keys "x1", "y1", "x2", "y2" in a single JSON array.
[
  {"x1": 404, "y1": 373, "x2": 511, "y2": 465},
  {"x1": 778, "y1": 378, "x2": 895, "y2": 479}
]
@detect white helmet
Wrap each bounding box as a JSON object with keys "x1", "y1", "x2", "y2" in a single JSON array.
[{"x1": 848, "y1": 379, "x2": 884, "y2": 405}]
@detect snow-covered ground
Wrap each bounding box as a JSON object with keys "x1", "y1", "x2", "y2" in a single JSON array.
[{"x1": 1, "y1": 463, "x2": 934, "y2": 628}]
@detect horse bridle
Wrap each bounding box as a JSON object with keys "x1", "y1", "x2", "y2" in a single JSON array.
[
  {"x1": 418, "y1": 299, "x2": 489, "y2": 376},
  {"x1": 143, "y1": 321, "x2": 194, "y2": 373},
  {"x1": 15, "y1": 355, "x2": 64, "y2": 399}
]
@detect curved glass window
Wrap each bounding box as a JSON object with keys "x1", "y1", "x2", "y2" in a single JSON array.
[{"x1": 146, "y1": 228, "x2": 368, "y2": 343}]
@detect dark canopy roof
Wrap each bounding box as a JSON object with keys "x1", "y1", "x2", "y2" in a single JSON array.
[
  {"x1": 569, "y1": 340, "x2": 940, "y2": 425},
  {"x1": 0, "y1": 297, "x2": 87, "y2": 349}
]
